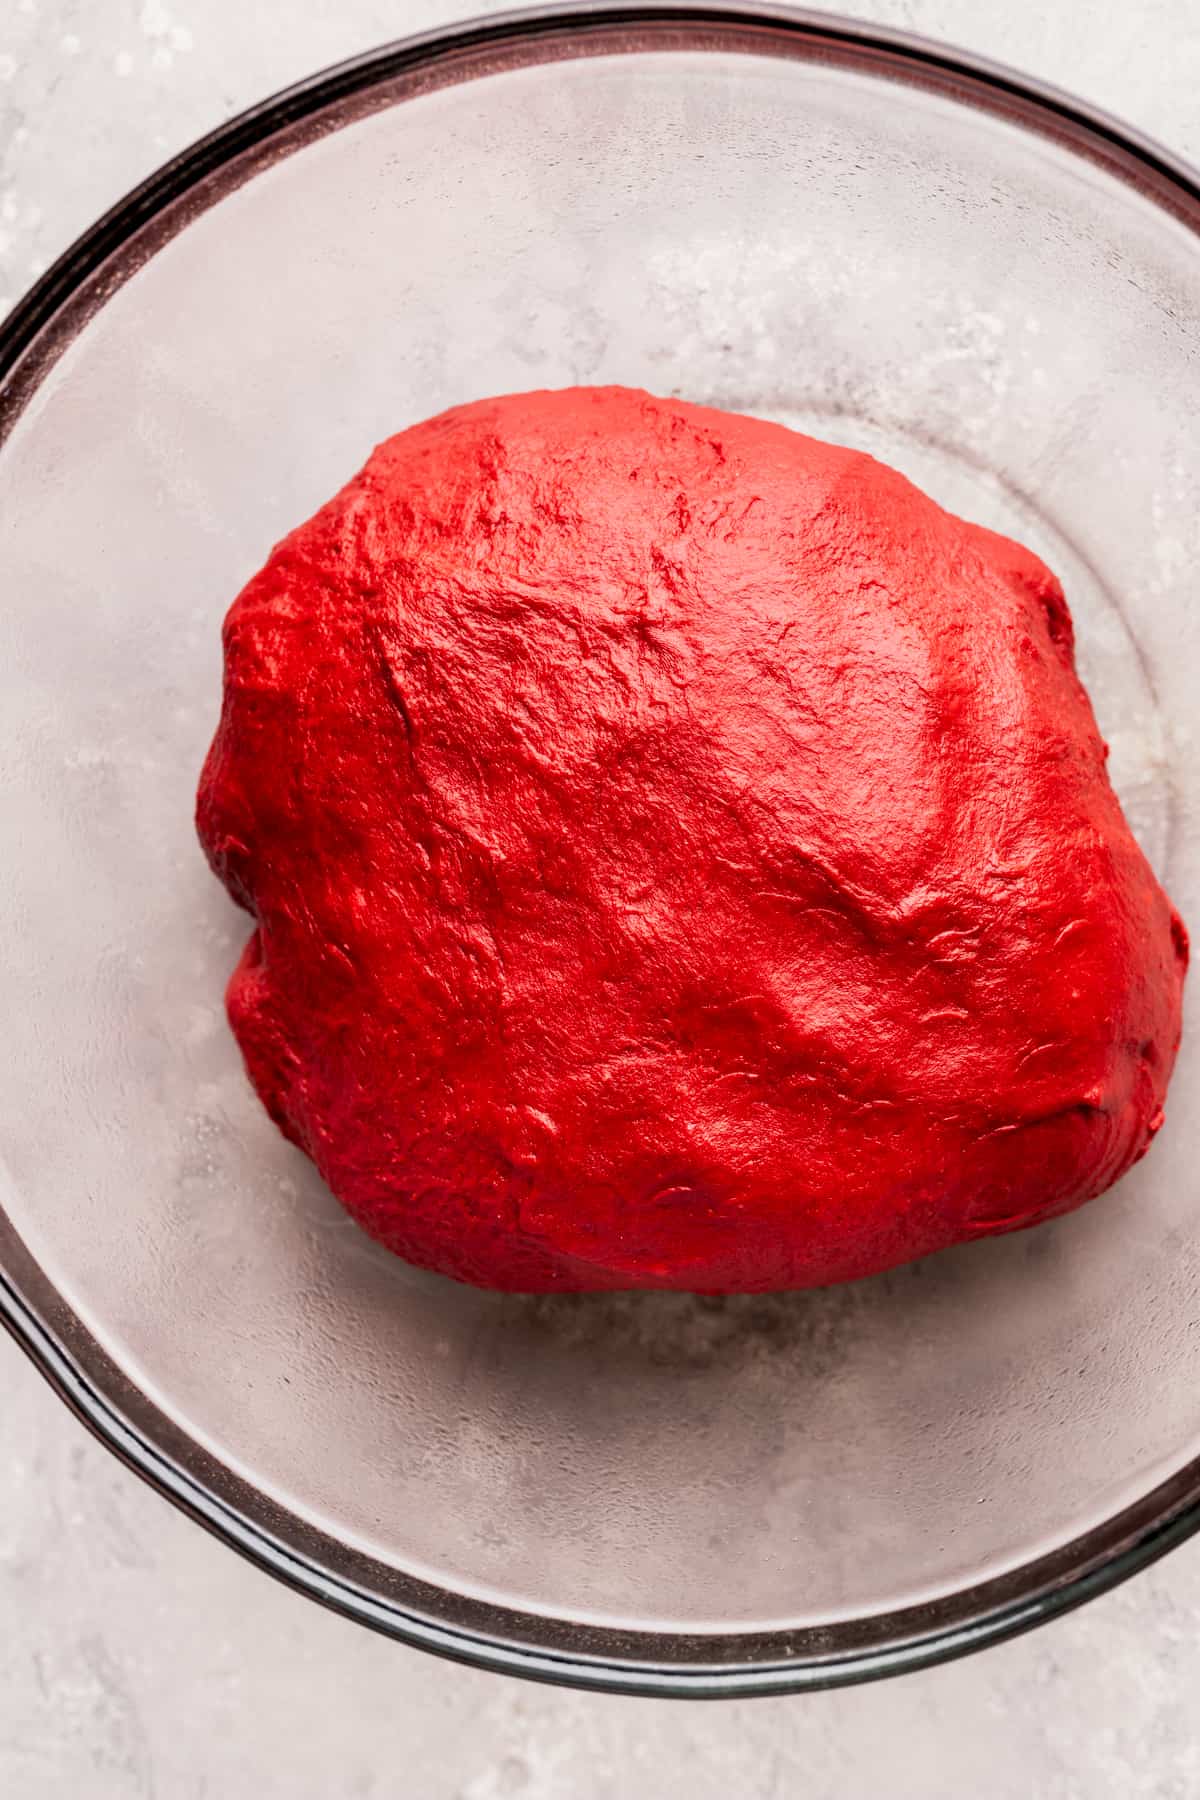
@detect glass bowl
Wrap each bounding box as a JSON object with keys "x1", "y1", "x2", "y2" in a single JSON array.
[{"x1": 2, "y1": 3, "x2": 1200, "y2": 1698}]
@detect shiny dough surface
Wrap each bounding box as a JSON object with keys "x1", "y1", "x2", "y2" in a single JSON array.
[{"x1": 197, "y1": 388, "x2": 1187, "y2": 1292}]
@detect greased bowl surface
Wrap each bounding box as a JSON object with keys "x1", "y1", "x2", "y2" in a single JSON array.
[{"x1": 2, "y1": 5, "x2": 1200, "y2": 1694}]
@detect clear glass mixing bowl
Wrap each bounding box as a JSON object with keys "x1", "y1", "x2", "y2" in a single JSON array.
[{"x1": 2, "y1": 4, "x2": 1199, "y2": 1696}]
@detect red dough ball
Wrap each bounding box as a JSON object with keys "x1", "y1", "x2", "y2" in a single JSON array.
[{"x1": 197, "y1": 387, "x2": 1187, "y2": 1292}]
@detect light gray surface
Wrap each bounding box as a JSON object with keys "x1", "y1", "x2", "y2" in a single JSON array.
[{"x1": 4, "y1": 2, "x2": 1200, "y2": 1794}]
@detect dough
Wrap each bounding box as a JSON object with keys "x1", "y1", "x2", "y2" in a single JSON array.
[{"x1": 197, "y1": 387, "x2": 1188, "y2": 1291}]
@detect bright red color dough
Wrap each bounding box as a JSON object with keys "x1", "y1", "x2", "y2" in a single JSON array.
[{"x1": 197, "y1": 387, "x2": 1188, "y2": 1292}]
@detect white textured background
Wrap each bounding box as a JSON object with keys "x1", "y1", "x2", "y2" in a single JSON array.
[{"x1": 5, "y1": 3, "x2": 1200, "y2": 1795}]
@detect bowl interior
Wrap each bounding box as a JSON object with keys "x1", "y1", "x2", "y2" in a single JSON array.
[{"x1": 3, "y1": 14, "x2": 1200, "y2": 1663}]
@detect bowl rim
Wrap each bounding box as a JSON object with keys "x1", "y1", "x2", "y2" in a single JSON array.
[{"x1": 4, "y1": 0, "x2": 1200, "y2": 1698}]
